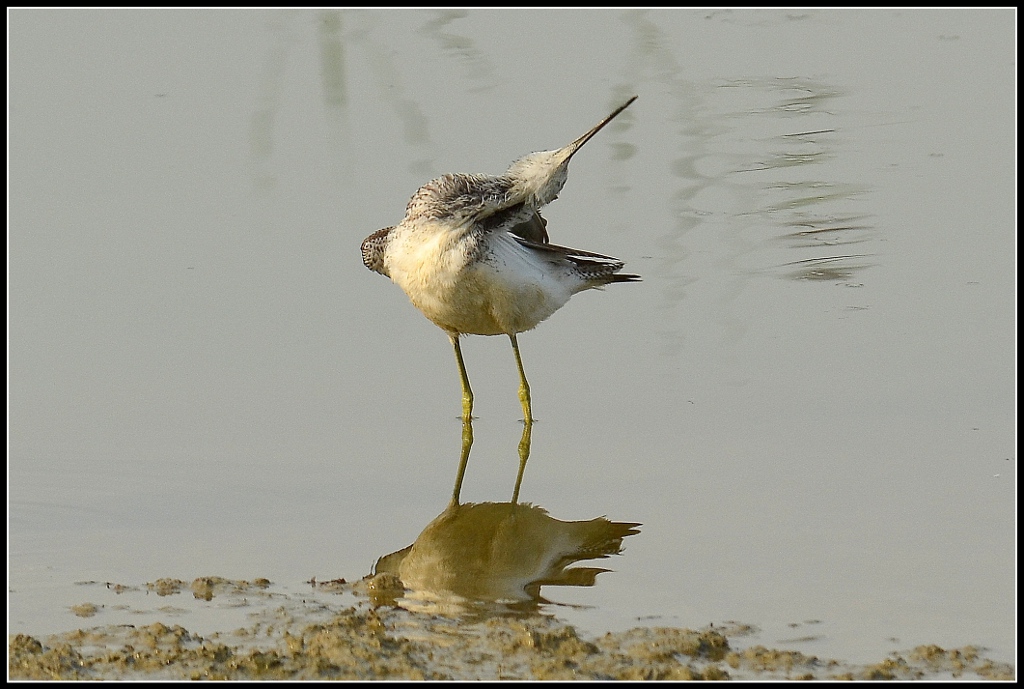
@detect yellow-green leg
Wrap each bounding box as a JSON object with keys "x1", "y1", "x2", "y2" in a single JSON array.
[
  {"x1": 449, "y1": 414, "x2": 474, "y2": 507},
  {"x1": 450, "y1": 334, "x2": 474, "y2": 420},
  {"x1": 509, "y1": 334, "x2": 533, "y2": 423},
  {"x1": 509, "y1": 333, "x2": 534, "y2": 504},
  {"x1": 511, "y1": 413, "x2": 532, "y2": 504}
]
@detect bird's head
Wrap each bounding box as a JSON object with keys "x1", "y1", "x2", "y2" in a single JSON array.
[
  {"x1": 504, "y1": 96, "x2": 637, "y2": 209},
  {"x1": 505, "y1": 148, "x2": 573, "y2": 208}
]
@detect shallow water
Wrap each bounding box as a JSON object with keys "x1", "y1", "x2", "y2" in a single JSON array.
[{"x1": 9, "y1": 8, "x2": 1016, "y2": 670}]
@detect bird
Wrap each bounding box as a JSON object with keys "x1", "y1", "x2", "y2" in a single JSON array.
[
  {"x1": 361, "y1": 96, "x2": 640, "y2": 423},
  {"x1": 372, "y1": 501, "x2": 640, "y2": 608}
]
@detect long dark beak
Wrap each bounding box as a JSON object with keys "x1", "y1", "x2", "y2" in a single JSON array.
[{"x1": 560, "y1": 95, "x2": 638, "y2": 162}]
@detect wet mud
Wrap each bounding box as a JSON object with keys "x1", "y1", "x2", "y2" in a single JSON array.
[{"x1": 8, "y1": 575, "x2": 1015, "y2": 681}]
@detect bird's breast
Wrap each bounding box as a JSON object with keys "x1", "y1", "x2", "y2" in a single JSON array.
[{"x1": 385, "y1": 228, "x2": 574, "y2": 336}]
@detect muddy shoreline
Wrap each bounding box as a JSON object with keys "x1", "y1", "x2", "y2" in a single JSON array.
[{"x1": 8, "y1": 575, "x2": 1015, "y2": 681}]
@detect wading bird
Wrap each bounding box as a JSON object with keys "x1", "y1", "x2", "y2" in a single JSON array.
[{"x1": 361, "y1": 96, "x2": 640, "y2": 423}]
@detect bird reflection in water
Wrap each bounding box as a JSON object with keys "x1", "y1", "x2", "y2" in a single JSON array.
[{"x1": 370, "y1": 415, "x2": 640, "y2": 614}]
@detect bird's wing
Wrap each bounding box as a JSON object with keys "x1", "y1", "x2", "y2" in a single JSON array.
[
  {"x1": 512, "y1": 233, "x2": 641, "y2": 284},
  {"x1": 361, "y1": 226, "x2": 394, "y2": 277},
  {"x1": 507, "y1": 210, "x2": 550, "y2": 244},
  {"x1": 511, "y1": 233, "x2": 623, "y2": 262},
  {"x1": 404, "y1": 173, "x2": 524, "y2": 226},
  {"x1": 403, "y1": 173, "x2": 560, "y2": 243}
]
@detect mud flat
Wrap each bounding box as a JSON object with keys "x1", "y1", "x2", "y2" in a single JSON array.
[{"x1": 8, "y1": 575, "x2": 1015, "y2": 681}]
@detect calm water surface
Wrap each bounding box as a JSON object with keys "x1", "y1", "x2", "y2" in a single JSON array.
[{"x1": 8, "y1": 8, "x2": 1015, "y2": 666}]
